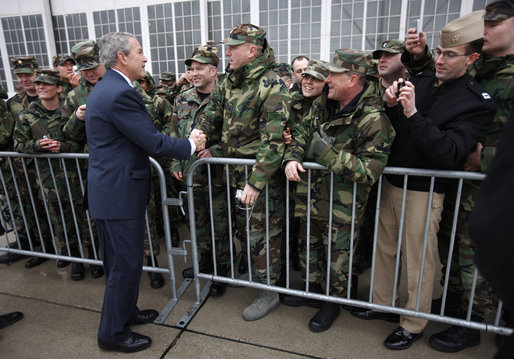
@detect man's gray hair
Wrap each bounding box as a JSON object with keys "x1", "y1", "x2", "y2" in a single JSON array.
[{"x1": 99, "y1": 32, "x2": 136, "y2": 69}]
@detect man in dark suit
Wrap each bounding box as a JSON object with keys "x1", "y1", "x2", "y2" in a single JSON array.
[{"x1": 85, "y1": 32, "x2": 205, "y2": 353}]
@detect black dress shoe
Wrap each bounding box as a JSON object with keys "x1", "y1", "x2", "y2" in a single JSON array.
[
  {"x1": 182, "y1": 257, "x2": 213, "y2": 279},
  {"x1": 90, "y1": 264, "x2": 104, "y2": 278},
  {"x1": 0, "y1": 311, "x2": 23, "y2": 329},
  {"x1": 149, "y1": 271, "x2": 165, "y2": 289},
  {"x1": 71, "y1": 262, "x2": 85, "y2": 281},
  {"x1": 56, "y1": 259, "x2": 70, "y2": 268},
  {"x1": 0, "y1": 252, "x2": 27, "y2": 265},
  {"x1": 98, "y1": 332, "x2": 151, "y2": 353},
  {"x1": 351, "y1": 307, "x2": 400, "y2": 322},
  {"x1": 171, "y1": 227, "x2": 180, "y2": 247},
  {"x1": 127, "y1": 309, "x2": 159, "y2": 326},
  {"x1": 429, "y1": 325, "x2": 480, "y2": 352},
  {"x1": 209, "y1": 281, "x2": 227, "y2": 297},
  {"x1": 309, "y1": 302, "x2": 340, "y2": 332},
  {"x1": 384, "y1": 326, "x2": 422, "y2": 350},
  {"x1": 25, "y1": 256, "x2": 48, "y2": 268}
]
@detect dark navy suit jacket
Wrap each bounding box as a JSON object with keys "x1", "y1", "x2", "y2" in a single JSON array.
[{"x1": 85, "y1": 69, "x2": 191, "y2": 220}]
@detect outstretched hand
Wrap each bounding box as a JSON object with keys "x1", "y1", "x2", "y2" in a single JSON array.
[{"x1": 189, "y1": 129, "x2": 206, "y2": 151}]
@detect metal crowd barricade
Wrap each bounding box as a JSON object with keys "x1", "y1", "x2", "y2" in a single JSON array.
[
  {"x1": 0, "y1": 151, "x2": 189, "y2": 323},
  {"x1": 184, "y1": 157, "x2": 513, "y2": 336}
]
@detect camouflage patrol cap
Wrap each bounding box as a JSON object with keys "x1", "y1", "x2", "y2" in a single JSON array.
[
  {"x1": 223, "y1": 23, "x2": 266, "y2": 46},
  {"x1": 155, "y1": 84, "x2": 169, "y2": 96},
  {"x1": 11, "y1": 56, "x2": 38, "y2": 74},
  {"x1": 439, "y1": 10, "x2": 485, "y2": 48},
  {"x1": 160, "y1": 71, "x2": 176, "y2": 81},
  {"x1": 34, "y1": 68, "x2": 62, "y2": 85},
  {"x1": 324, "y1": 49, "x2": 373, "y2": 75},
  {"x1": 276, "y1": 63, "x2": 292, "y2": 78},
  {"x1": 484, "y1": 0, "x2": 514, "y2": 22},
  {"x1": 372, "y1": 39, "x2": 406, "y2": 59},
  {"x1": 185, "y1": 41, "x2": 219, "y2": 66},
  {"x1": 71, "y1": 40, "x2": 100, "y2": 71},
  {"x1": 52, "y1": 54, "x2": 76, "y2": 68},
  {"x1": 302, "y1": 60, "x2": 329, "y2": 81}
]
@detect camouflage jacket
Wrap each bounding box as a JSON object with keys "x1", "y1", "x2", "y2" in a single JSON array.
[
  {"x1": 170, "y1": 86, "x2": 222, "y2": 187},
  {"x1": 196, "y1": 48, "x2": 291, "y2": 191},
  {"x1": 62, "y1": 76, "x2": 95, "y2": 148},
  {"x1": 60, "y1": 80, "x2": 75, "y2": 101},
  {"x1": 14, "y1": 100, "x2": 81, "y2": 201},
  {"x1": 284, "y1": 83, "x2": 395, "y2": 222},
  {"x1": 7, "y1": 91, "x2": 37, "y2": 123},
  {"x1": 469, "y1": 54, "x2": 514, "y2": 171},
  {"x1": 403, "y1": 49, "x2": 513, "y2": 172},
  {"x1": 0, "y1": 98, "x2": 15, "y2": 152},
  {"x1": 134, "y1": 81, "x2": 173, "y2": 171}
]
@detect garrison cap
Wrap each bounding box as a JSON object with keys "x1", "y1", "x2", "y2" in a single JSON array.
[
  {"x1": 324, "y1": 49, "x2": 373, "y2": 75},
  {"x1": 223, "y1": 23, "x2": 266, "y2": 46},
  {"x1": 160, "y1": 71, "x2": 176, "y2": 81},
  {"x1": 185, "y1": 41, "x2": 219, "y2": 66},
  {"x1": 52, "y1": 54, "x2": 76, "y2": 68},
  {"x1": 439, "y1": 10, "x2": 485, "y2": 48},
  {"x1": 11, "y1": 56, "x2": 38, "y2": 74},
  {"x1": 484, "y1": 0, "x2": 514, "y2": 22},
  {"x1": 302, "y1": 60, "x2": 329, "y2": 81},
  {"x1": 34, "y1": 68, "x2": 62, "y2": 85},
  {"x1": 71, "y1": 40, "x2": 100, "y2": 71},
  {"x1": 372, "y1": 39, "x2": 406, "y2": 59}
]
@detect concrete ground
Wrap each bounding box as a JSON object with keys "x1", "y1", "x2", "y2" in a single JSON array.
[{"x1": 0, "y1": 229, "x2": 500, "y2": 358}]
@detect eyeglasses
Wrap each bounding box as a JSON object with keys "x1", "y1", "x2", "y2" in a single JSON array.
[{"x1": 431, "y1": 48, "x2": 471, "y2": 59}]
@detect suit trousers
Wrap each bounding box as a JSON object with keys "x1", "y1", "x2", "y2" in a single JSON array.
[
  {"x1": 373, "y1": 178, "x2": 444, "y2": 334},
  {"x1": 96, "y1": 217, "x2": 145, "y2": 342}
]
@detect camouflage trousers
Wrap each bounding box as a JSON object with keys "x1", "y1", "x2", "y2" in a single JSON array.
[
  {"x1": 297, "y1": 217, "x2": 358, "y2": 297},
  {"x1": 45, "y1": 199, "x2": 82, "y2": 256},
  {"x1": 437, "y1": 179, "x2": 495, "y2": 321},
  {"x1": 191, "y1": 185, "x2": 230, "y2": 267},
  {"x1": 233, "y1": 178, "x2": 284, "y2": 285},
  {"x1": 352, "y1": 182, "x2": 378, "y2": 275},
  {"x1": 10, "y1": 159, "x2": 51, "y2": 249}
]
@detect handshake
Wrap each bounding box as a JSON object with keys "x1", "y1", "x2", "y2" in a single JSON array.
[{"x1": 189, "y1": 128, "x2": 207, "y2": 152}]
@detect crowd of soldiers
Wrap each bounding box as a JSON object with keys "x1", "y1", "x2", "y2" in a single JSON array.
[{"x1": 0, "y1": 0, "x2": 512, "y2": 355}]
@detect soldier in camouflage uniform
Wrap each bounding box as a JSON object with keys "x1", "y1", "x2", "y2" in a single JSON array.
[
  {"x1": 275, "y1": 62, "x2": 293, "y2": 88},
  {"x1": 4, "y1": 57, "x2": 53, "y2": 268},
  {"x1": 7, "y1": 57, "x2": 39, "y2": 122},
  {"x1": 196, "y1": 24, "x2": 291, "y2": 321},
  {"x1": 52, "y1": 55, "x2": 80, "y2": 99},
  {"x1": 283, "y1": 51, "x2": 394, "y2": 332},
  {"x1": 60, "y1": 40, "x2": 106, "y2": 278},
  {"x1": 0, "y1": 84, "x2": 33, "y2": 265},
  {"x1": 159, "y1": 71, "x2": 181, "y2": 105},
  {"x1": 133, "y1": 72, "x2": 174, "y2": 289},
  {"x1": 169, "y1": 43, "x2": 230, "y2": 297},
  {"x1": 13, "y1": 69, "x2": 88, "y2": 281},
  {"x1": 354, "y1": 40, "x2": 407, "y2": 277},
  {"x1": 405, "y1": 2, "x2": 514, "y2": 352}
]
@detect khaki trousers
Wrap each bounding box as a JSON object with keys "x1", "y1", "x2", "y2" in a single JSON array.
[{"x1": 373, "y1": 178, "x2": 444, "y2": 334}]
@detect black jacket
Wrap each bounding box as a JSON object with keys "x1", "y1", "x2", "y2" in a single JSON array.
[{"x1": 385, "y1": 71, "x2": 496, "y2": 192}]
